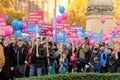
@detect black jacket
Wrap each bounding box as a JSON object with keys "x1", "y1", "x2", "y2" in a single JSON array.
[
  {"x1": 36, "y1": 47, "x2": 47, "y2": 67},
  {"x1": 48, "y1": 48, "x2": 55, "y2": 66},
  {"x1": 1, "y1": 46, "x2": 15, "y2": 77},
  {"x1": 117, "y1": 52, "x2": 120, "y2": 67},
  {"x1": 30, "y1": 46, "x2": 37, "y2": 64},
  {"x1": 14, "y1": 45, "x2": 28, "y2": 66}
]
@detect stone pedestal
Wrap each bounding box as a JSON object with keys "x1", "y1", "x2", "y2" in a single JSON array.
[{"x1": 86, "y1": 0, "x2": 114, "y2": 33}]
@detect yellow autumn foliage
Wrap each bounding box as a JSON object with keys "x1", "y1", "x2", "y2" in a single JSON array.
[
  {"x1": 114, "y1": 0, "x2": 120, "y2": 20},
  {"x1": 0, "y1": 0, "x2": 24, "y2": 25},
  {"x1": 65, "y1": 0, "x2": 88, "y2": 29}
]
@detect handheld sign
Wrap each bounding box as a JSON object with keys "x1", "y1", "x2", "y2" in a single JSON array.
[
  {"x1": 55, "y1": 30, "x2": 66, "y2": 43},
  {"x1": 28, "y1": 24, "x2": 41, "y2": 33}
]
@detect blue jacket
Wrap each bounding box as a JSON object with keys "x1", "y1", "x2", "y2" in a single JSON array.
[
  {"x1": 99, "y1": 49, "x2": 108, "y2": 66},
  {"x1": 93, "y1": 62, "x2": 100, "y2": 72}
]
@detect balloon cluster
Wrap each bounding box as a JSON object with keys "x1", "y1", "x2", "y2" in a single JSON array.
[
  {"x1": 11, "y1": 19, "x2": 28, "y2": 40},
  {"x1": 56, "y1": 6, "x2": 68, "y2": 24}
]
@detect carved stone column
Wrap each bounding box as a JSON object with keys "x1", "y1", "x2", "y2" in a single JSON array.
[{"x1": 86, "y1": 0, "x2": 114, "y2": 33}]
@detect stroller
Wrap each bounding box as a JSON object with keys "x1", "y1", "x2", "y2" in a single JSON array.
[{"x1": 76, "y1": 58, "x2": 92, "y2": 72}]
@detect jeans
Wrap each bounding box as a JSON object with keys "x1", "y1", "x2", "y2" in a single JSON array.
[
  {"x1": 15, "y1": 65, "x2": 26, "y2": 78},
  {"x1": 29, "y1": 64, "x2": 36, "y2": 77},
  {"x1": 47, "y1": 66, "x2": 52, "y2": 74},
  {"x1": 117, "y1": 67, "x2": 120, "y2": 73},
  {"x1": 37, "y1": 67, "x2": 43, "y2": 76}
]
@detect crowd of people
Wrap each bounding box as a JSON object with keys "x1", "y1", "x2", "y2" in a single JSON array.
[{"x1": 0, "y1": 36, "x2": 120, "y2": 80}]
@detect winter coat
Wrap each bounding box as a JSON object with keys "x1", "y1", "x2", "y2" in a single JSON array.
[
  {"x1": 107, "y1": 53, "x2": 117, "y2": 72},
  {"x1": 93, "y1": 62, "x2": 100, "y2": 72},
  {"x1": 30, "y1": 46, "x2": 37, "y2": 64},
  {"x1": 48, "y1": 48, "x2": 55, "y2": 66},
  {"x1": 99, "y1": 49, "x2": 108, "y2": 66},
  {"x1": 14, "y1": 45, "x2": 28, "y2": 66},
  {"x1": 90, "y1": 52, "x2": 100, "y2": 65},
  {"x1": 36, "y1": 46, "x2": 47, "y2": 67},
  {"x1": 0, "y1": 44, "x2": 5, "y2": 68},
  {"x1": 1, "y1": 46, "x2": 14, "y2": 77},
  {"x1": 116, "y1": 52, "x2": 120, "y2": 67}
]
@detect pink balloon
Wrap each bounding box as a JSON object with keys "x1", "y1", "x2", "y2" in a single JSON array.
[
  {"x1": 100, "y1": 17, "x2": 106, "y2": 24},
  {"x1": 22, "y1": 23, "x2": 27, "y2": 29},
  {"x1": 28, "y1": 33, "x2": 32, "y2": 38},
  {"x1": 62, "y1": 12, "x2": 68, "y2": 20},
  {"x1": 90, "y1": 40, "x2": 94, "y2": 46},
  {"x1": 23, "y1": 28, "x2": 28, "y2": 33},
  {"x1": 116, "y1": 21, "x2": 120, "y2": 26},
  {"x1": 56, "y1": 16, "x2": 62, "y2": 24},
  {"x1": 104, "y1": 35, "x2": 109, "y2": 40},
  {"x1": 118, "y1": 39, "x2": 120, "y2": 45},
  {"x1": 89, "y1": 33, "x2": 93, "y2": 38},
  {"x1": 112, "y1": 28, "x2": 115, "y2": 33},
  {"x1": 4, "y1": 26, "x2": 13, "y2": 36},
  {"x1": 70, "y1": 56, "x2": 75, "y2": 62},
  {"x1": 78, "y1": 38, "x2": 82, "y2": 43},
  {"x1": 72, "y1": 38, "x2": 76, "y2": 43},
  {"x1": 72, "y1": 23, "x2": 76, "y2": 26}
]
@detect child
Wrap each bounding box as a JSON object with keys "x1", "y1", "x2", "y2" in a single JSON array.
[
  {"x1": 93, "y1": 57, "x2": 100, "y2": 72},
  {"x1": 70, "y1": 53, "x2": 78, "y2": 72},
  {"x1": 59, "y1": 52, "x2": 68, "y2": 74}
]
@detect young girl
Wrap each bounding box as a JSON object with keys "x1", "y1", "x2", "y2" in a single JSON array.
[
  {"x1": 59, "y1": 52, "x2": 68, "y2": 74},
  {"x1": 70, "y1": 53, "x2": 78, "y2": 72}
]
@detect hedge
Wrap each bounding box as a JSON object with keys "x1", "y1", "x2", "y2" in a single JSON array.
[{"x1": 17, "y1": 73, "x2": 120, "y2": 80}]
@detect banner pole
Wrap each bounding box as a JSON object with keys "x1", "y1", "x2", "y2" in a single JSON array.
[
  {"x1": 36, "y1": 24, "x2": 39, "y2": 57},
  {"x1": 46, "y1": 37, "x2": 50, "y2": 65}
]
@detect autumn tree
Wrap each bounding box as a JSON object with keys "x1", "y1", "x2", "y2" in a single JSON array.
[
  {"x1": 114, "y1": 0, "x2": 120, "y2": 20},
  {"x1": 65, "y1": 0, "x2": 88, "y2": 29},
  {"x1": 0, "y1": 0, "x2": 24, "y2": 25}
]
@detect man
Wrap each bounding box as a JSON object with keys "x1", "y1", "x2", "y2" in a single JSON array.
[
  {"x1": 99, "y1": 44, "x2": 108, "y2": 73},
  {"x1": 0, "y1": 44, "x2": 5, "y2": 72},
  {"x1": 14, "y1": 39, "x2": 28, "y2": 78},
  {"x1": 47, "y1": 42, "x2": 55, "y2": 74},
  {"x1": 36, "y1": 43, "x2": 47, "y2": 76}
]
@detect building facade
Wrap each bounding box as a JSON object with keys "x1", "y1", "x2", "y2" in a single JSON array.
[{"x1": 15, "y1": 0, "x2": 73, "y2": 24}]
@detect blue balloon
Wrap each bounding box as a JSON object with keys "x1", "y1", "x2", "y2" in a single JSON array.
[
  {"x1": 15, "y1": 30, "x2": 22, "y2": 38},
  {"x1": 6, "y1": 15, "x2": 9, "y2": 21},
  {"x1": 18, "y1": 21, "x2": 23, "y2": 29},
  {"x1": 11, "y1": 19, "x2": 18, "y2": 29},
  {"x1": 66, "y1": 43, "x2": 71, "y2": 49},
  {"x1": 22, "y1": 35, "x2": 28, "y2": 41},
  {"x1": 59, "y1": 6, "x2": 65, "y2": 13}
]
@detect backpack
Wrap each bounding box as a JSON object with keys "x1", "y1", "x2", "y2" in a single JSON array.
[{"x1": 0, "y1": 45, "x2": 5, "y2": 68}]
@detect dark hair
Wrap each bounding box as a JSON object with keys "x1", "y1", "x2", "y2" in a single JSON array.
[
  {"x1": 17, "y1": 39, "x2": 22, "y2": 43},
  {"x1": 94, "y1": 48, "x2": 99, "y2": 51},
  {"x1": 24, "y1": 41, "x2": 29, "y2": 48},
  {"x1": 99, "y1": 44, "x2": 105, "y2": 47},
  {"x1": 108, "y1": 48, "x2": 113, "y2": 52},
  {"x1": 42, "y1": 37, "x2": 46, "y2": 41},
  {"x1": 48, "y1": 42, "x2": 52, "y2": 47}
]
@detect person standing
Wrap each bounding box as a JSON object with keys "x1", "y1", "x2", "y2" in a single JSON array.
[
  {"x1": 36, "y1": 43, "x2": 47, "y2": 76},
  {"x1": 14, "y1": 39, "x2": 28, "y2": 78},
  {"x1": 107, "y1": 48, "x2": 117, "y2": 73},
  {"x1": 1, "y1": 40, "x2": 14, "y2": 80},
  {"x1": 99, "y1": 44, "x2": 108, "y2": 73},
  {"x1": 47, "y1": 42, "x2": 55, "y2": 74},
  {"x1": 0, "y1": 43, "x2": 5, "y2": 79}
]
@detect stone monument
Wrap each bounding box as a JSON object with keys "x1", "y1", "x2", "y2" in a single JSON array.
[{"x1": 86, "y1": 0, "x2": 114, "y2": 33}]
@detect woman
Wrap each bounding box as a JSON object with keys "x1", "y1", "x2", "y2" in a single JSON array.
[
  {"x1": 107, "y1": 48, "x2": 117, "y2": 73},
  {"x1": 1, "y1": 40, "x2": 14, "y2": 80}
]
